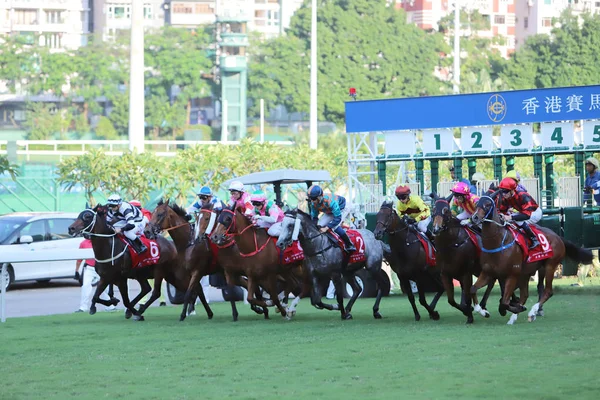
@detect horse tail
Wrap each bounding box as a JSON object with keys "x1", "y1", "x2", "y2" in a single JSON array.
[{"x1": 562, "y1": 239, "x2": 594, "y2": 265}]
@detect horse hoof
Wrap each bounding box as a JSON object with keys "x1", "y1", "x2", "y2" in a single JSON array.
[
  {"x1": 125, "y1": 309, "x2": 132, "y2": 319},
  {"x1": 498, "y1": 307, "x2": 507, "y2": 317},
  {"x1": 414, "y1": 315, "x2": 421, "y2": 322},
  {"x1": 207, "y1": 312, "x2": 214, "y2": 320},
  {"x1": 466, "y1": 317, "x2": 474, "y2": 324},
  {"x1": 111, "y1": 298, "x2": 120, "y2": 306},
  {"x1": 89, "y1": 307, "x2": 96, "y2": 316},
  {"x1": 528, "y1": 315, "x2": 536, "y2": 322},
  {"x1": 133, "y1": 315, "x2": 145, "y2": 322},
  {"x1": 373, "y1": 312, "x2": 382, "y2": 319},
  {"x1": 342, "y1": 313, "x2": 353, "y2": 320},
  {"x1": 536, "y1": 310, "x2": 545, "y2": 317},
  {"x1": 179, "y1": 315, "x2": 186, "y2": 322},
  {"x1": 430, "y1": 312, "x2": 440, "y2": 321}
]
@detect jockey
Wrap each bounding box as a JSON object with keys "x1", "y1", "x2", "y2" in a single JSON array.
[
  {"x1": 307, "y1": 185, "x2": 356, "y2": 252},
  {"x1": 106, "y1": 194, "x2": 148, "y2": 254},
  {"x1": 449, "y1": 182, "x2": 479, "y2": 225},
  {"x1": 186, "y1": 186, "x2": 224, "y2": 218},
  {"x1": 228, "y1": 180, "x2": 253, "y2": 215},
  {"x1": 505, "y1": 170, "x2": 528, "y2": 192},
  {"x1": 394, "y1": 185, "x2": 434, "y2": 241},
  {"x1": 497, "y1": 177, "x2": 542, "y2": 249},
  {"x1": 249, "y1": 190, "x2": 284, "y2": 237},
  {"x1": 129, "y1": 200, "x2": 152, "y2": 222}
]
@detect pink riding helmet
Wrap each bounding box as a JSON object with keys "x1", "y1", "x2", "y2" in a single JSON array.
[{"x1": 450, "y1": 182, "x2": 471, "y2": 196}]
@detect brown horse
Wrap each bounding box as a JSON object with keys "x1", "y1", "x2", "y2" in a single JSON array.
[
  {"x1": 146, "y1": 199, "x2": 213, "y2": 322},
  {"x1": 373, "y1": 201, "x2": 444, "y2": 321},
  {"x1": 68, "y1": 204, "x2": 191, "y2": 321},
  {"x1": 431, "y1": 193, "x2": 499, "y2": 324},
  {"x1": 210, "y1": 204, "x2": 304, "y2": 319},
  {"x1": 470, "y1": 193, "x2": 594, "y2": 324}
]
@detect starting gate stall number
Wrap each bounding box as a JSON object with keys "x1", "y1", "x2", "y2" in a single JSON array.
[
  {"x1": 461, "y1": 126, "x2": 493, "y2": 155},
  {"x1": 583, "y1": 120, "x2": 600, "y2": 149},
  {"x1": 422, "y1": 129, "x2": 454, "y2": 156},
  {"x1": 384, "y1": 131, "x2": 416, "y2": 157},
  {"x1": 541, "y1": 122, "x2": 574, "y2": 151},
  {"x1": 500, "y1": 124, "x2": 533, "y2": 153}
]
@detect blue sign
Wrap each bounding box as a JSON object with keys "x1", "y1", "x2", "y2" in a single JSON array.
[{"x1": 345, "y1": 85, "x2": 600, "y2": 133}]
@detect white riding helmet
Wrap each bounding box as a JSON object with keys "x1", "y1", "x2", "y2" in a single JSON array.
[
  {"x1": 228, "y1": 180, "x2": 245, "y2": 193},
  {"x1": 107, "y1": 194, "x2": 122, "y2": 206}
]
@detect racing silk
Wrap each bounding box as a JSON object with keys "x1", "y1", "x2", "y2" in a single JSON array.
[
  {"x1": 187, "y1": 196, "x2": 224, "y2": 215},
  {"x1": 140, "y1": 208, "x2": 152, "y2": 221},
  {"x1": 107, "y1": 202, "x2": 143, "y2": 231},
  {"x1": 253, "y1": 200, "x2": 284, "y2": 224},
  {"x1": 584, "y1": 171, "x2": 600, "y2": 205},
  {"x1": 499, "y1": 191, "x2": 539, "y2": 221},
  {"x1": 309, "y1": 194, "x2": 346, "y2": 229},
  {"x1": 230, "y1": 192, "x2": 253, "y2": 215},
  {"x1": 450, "y1": 194, "x2": 479, "y2": 216},
  {"x1": 397, "y1": 195, "x2": 430, "y2": 221}
]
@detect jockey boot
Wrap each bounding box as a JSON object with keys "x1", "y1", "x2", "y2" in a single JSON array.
[
  {"x1": 133, "y1": 237, "x2": 148, "y2": 254},
  {"x1": 338, "y1": 230, "x2": 357, "y2": 252},
  {"x1": 521, "y1": 222, "x2": 540, "y2": 249}
]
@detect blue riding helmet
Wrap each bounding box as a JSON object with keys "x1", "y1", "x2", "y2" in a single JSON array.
[
  {"x1": 198, "y1": 186, "x2": 212, "y2": 196},
  {"x1": 308, "y1": 185, "x2": 323, "y2": 200}
]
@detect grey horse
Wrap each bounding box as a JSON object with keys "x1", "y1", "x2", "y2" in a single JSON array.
[{"x1": 276, "y1": 208, "x2": 388, "y2": 320}]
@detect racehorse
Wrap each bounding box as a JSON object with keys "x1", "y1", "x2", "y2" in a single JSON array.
[
  {"x1": 146, "y1": 199, "x2": 213, "y2": 322},
  {"x1": 210, "y1": 204, "x2": 304, "y2": 319},
  {"x1": 430, "y1": 193, "x2": 498, "y2": 323},
  {"x1": 276, "y1": 208, "x2": 388, "y2": 320},
  {"x1": 470, "y1": 192, "x2": 594, "y2": 323},
  {"x1": 373, "y1": 201, "x2": 444, "y2": 322},
  {"x1": 68, "y1": 204, "x2": 189, "y2": 321}
]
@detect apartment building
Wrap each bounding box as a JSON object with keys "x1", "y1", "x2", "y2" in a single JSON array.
[
  {"x1": 0, "y1": 0, "x2": 92, "y2": 49},
  {"x1": 92, "y1": 0, "x2": 165, "y2": 41}
]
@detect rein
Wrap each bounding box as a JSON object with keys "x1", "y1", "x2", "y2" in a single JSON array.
[
  {"x1": 477, "y1": 196, "x2": 516, "y2": 253},
  {"x1": 222, "y1": 209, "x2": 271, "y2": 257},
  {"x1": 80, "y1": 210, "x2": 126, "y2": 265}
]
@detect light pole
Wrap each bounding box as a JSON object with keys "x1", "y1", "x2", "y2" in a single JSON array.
[
  {"x1": 309, "y1": 0, "x2": 318, "y2": 149},
  {"x1": 453, "y1": 1, "x2": 460, "y2": 94}
]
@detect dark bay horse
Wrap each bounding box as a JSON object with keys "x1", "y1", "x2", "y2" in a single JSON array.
[
  {"x1": 277, "y1": 208, "x2": 388, "y2": 320},
  {"x1": 373, "y1": 201, "x2": 444, "y2": 322},
  {"x1": 146, "y1": 199, "x2": 212, "y2": 322},
  {"x1": 210, "y1": 204, "x2": 304, "y2": 319},
  {"x1": 68, "y1": 204, "x2": 190, "y2": 321},
  {"x1": 471, "y1": 193, "x2": 594, "y2": 324},
  {"x1": 431, "y1": 193, "x2": 497, "y2": 323}
]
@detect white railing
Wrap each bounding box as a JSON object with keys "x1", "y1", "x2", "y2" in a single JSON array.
[
  {"x1": 1, "y1": 248, "x2": 94, "y2": 323},
  {"x1": 0, "y1": 139, "x2": 295, "y2": 160},
  {"x1": 557, "y1": 176, "x2": 582, "y2": 207}
]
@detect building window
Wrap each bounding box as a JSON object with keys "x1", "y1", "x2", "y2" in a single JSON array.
[
  {"x1": 254, "y1": 9, "x2": 280, "y2": 27},
  {"x1": 494, "y1": 15, "x2": 505, "y2": 24},
  {"x1": 112, "y1": 6, "x2": 130, "y2": 19},
  {"x1": 195, "y1": 3, "x2": 212, "y2": 13},
  {"x1": 45, "y1": 10, "x2": 63, "y2": 24},
  {"x1": 144, "y1": 5, "x2": 153, "y2": 19},
  {"x1": 14, "y1": 9, "x2": 38, "y2": 25},
  {"x1": 43, "y1": 33, "x2": 62, "y2": 49},
  {"x1": 524, "y1": 17, "x2": 528, "y2": 28},
  {"x1": 542, "y1": 17, "x2": 552, "y2": 27},
  {"x1": 173, "y1": 3, "x2": 193, "y2": 14}
]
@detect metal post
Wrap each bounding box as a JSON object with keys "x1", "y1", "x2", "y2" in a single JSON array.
[
  {"x1": 128, "y1": 0, "x2": 145, "y2": 153},
  {"x1": 431, "y1": 160, "x2": 440, "y2": 195},
  {"x1": 222, "y1": 99, "x2": 228, "y2": 142},
  {"x1": 415, "y1": 159, "x2": 424, "y2": 195},
  {"x1": 505, "y1": 155, "x2": 515, "y2": 172},
  {"x1": 533, "y1": 153, "x2": 543, "y2": 189},
  {"x1": 545, "y1": 154, "x2": 555, "y2": 207},
  {"x1": 467, "y1": 158, "x2": 477, "y2": 181},
  {"x1": 309, "y1": 0, "x2": 318, "y2": 149},
  {"x1": 493, "y1": 155, "x2": 503, "y2": 181},
  {"x1": 453, "y1": 158, "x2": 463, "y2": 181},
  {"x1": 260, "y1": 98, "x2": 265, "y2": 143},
  {"x1": 453, "y1": 1, "x2": 460, "y2": 94},
  {"x1": 377, "y1": 160, "x2": 387, "y2": 196},
  {"x1": 1, "y1": 263, "x2": 6, "y2": 323}
]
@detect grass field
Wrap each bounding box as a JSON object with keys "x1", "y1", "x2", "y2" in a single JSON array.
[{"x1": 1, "y1": 280, "x2": 599, "y2": 400}]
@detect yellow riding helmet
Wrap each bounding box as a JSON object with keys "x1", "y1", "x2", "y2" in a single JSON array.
[{"x1": 505, "y1": 170, "x2": 520, "y2": 182}]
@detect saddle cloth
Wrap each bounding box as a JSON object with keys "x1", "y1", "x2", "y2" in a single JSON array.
[
  {"x1": 508, "y1": 224, "x2": 554, "y2": 263},
  {"x1": 118, "y1": 235, "x2": 161, "y2": 269},
  {"x1": 329, "y1": 229, "x2": 367, "y2": 264},
  {"x1": 414, "y1": 231, "x2": 436, "y2": 267}
]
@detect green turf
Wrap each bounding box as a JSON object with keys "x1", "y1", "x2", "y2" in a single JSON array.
[{"x1": 1, "y1": 281, "x2": 599, "y2": 400}]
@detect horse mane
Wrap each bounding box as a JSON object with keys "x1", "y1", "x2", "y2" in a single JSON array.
[
  {"x1": 381, "y1": 200, "x2": 394, "y2": 209},
  {"x1": 169, "y1": 202, "x2": 187, "y2": 218}
]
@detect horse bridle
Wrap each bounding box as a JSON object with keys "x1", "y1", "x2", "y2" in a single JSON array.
[
  {"x1": 375, "y1": 206, "x2": 409, "y2": 236},
  {"x1": 283, "y1": 212, "x2": 335, "y2": 257},
  {"x1": 79, "y1": 209, "x2": 117, "y2": 238},
  {"x1": 432, "y1": 199, "x2": 452, "y2": 232}
]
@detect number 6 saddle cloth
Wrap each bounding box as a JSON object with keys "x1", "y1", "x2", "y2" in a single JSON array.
[
  {"x1": 507, "y1": 224, "x2": 554, "y2": 263},
  {"x1": 117, "y1": 235, "x2": 161, "y2": 269}
]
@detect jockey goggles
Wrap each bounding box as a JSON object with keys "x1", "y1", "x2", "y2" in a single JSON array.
[
  {"x1": 251, "y1": 200, "x2": 265, "y2": 206},
  {"x1": 198, "y1": 195, "x2": 210, "y2": 200},
  {"x1": 397, "y1": 194, "x2": 409, "y2": 200}
]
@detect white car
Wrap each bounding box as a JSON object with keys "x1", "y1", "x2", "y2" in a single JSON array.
[{"x1": 0, "y1": 212, "x2": 84, "y2": 290}]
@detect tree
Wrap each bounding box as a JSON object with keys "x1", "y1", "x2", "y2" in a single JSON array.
[
  {"x1": 248, "y1": 0, "x2": 449, "y2": 124},
  {"x1": 0, "y1": 156, "x2": 19, "y2": 180},
  {"x1": 95, "y1": 116, "x2": 118, "y2": 140},
  {"x1": 56, "y1": 148, "x2": 111, "y2": 205}
]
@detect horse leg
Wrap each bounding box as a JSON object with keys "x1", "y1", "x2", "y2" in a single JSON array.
[
  {"x1": 89, "y1": 278, "x2": 114, "y2": 315},
  {"x1": 476, "y1": 279, "x2": 495, "y2": 318},
  {"x1": 115, "y1": 280, "x2": 143, "y2": 321},
  {"x1": 343, "y1": 272, "x2": 361, "y2": 313},
  {"x1": 126, "y1": 278, "x2": 152, "y2": 319},
  {"x1": 399, "y1": 277, "x2": 421, "y2": 321},
  {"x1": 332, "y1": 274, "x2": 351, "y2": 320},
  {"x1": 368, "y1": 266, "x2": 387, "y2": 320},
  {"x1": 180, "y1": 269, "x2": 198, "y2": 322},
  {"x1": 528, "y1": 263, "x2": 557, "y2": 322},
  {"x1": 536, "y1": 268, "x2": 545, "y2": 317},
  {"x1": 246, "y1": 277, "x2": 270, "y2": 320},
  {"x1": 138, "y1": 272, "x2": 166, "y2": 316},
  {"x1": 264, "y1": 274, "x2": 287, "y2": 318},
  {"x1": 107, "y1": 284, "x2": 119, "y2": 306},
  {"x1": 416, "y1": 277, "x2": 441, "y2": 321},
  {"x1": 499, "y1": 275, "x2": 522, "y2": 321},
  {"x1": 195, "y1": 275, "x2": 213, "y2": 320},
  {"x1": 441, "y1": 272, "x2": 470, "y2": 323}
]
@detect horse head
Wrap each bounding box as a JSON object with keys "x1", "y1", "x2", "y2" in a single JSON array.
[
  {"x1": 431, "y1": 192, "x2": 454, "y2": 235},
  {"x1": 68, "y1": 205, "x2": 97, "y2": 236},
  {"x1": 147, "y1": 198, "x2": 170, "y2": 237},
  {"x1": 210, "y1": 202, "x2": 237, "y2": 245},
  {"x1": 277, "y1": 208, "x2": 319, "y2": 249},
  {"x1": 373, "y1": 200, "x2": 401, "y2": 240},
  {"x1": 471, "y1": 191, "x2": 500, "y2": 225},
  {"x1": 197, "y1": 203, "x2": 220, "y2": 237}
]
